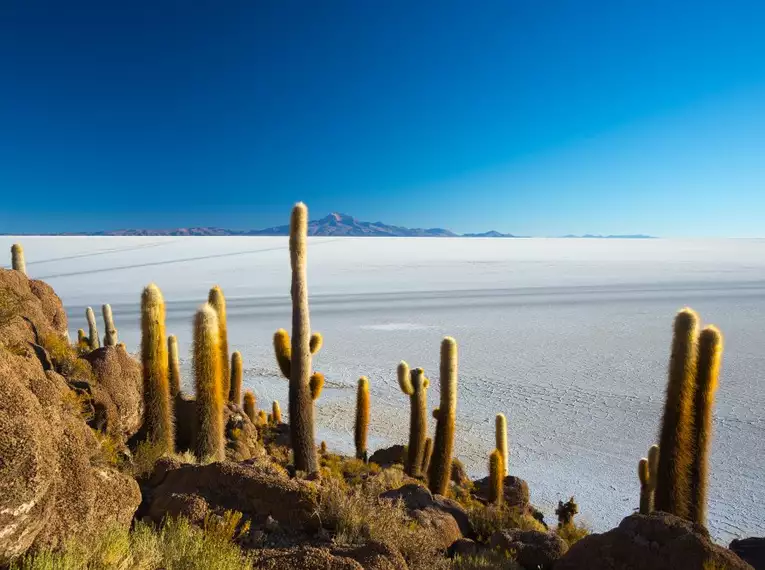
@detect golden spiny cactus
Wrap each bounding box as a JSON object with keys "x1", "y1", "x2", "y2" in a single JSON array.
[
  {"x1": 230, "y1": 351, "x2": 243, "y2": 405},
  {"x1": 11, "y1": 243, "x2": 26, "y2": 275},
  {"x1": 310, "y1": 332, "x2": 323, "y2": 355},
  {"x1": 140, "y1": 284, "x2": 174, "y2": 453},
  {"x1": 310, "y1": 372, "x2": 325, "y2": 400},
  {"x1": 400, "y1": 363, "x2": 428, "y2": 477},
  {"x1": 355, "y1": 376, "x2": 370, "y2": 460},
  {"x1": 257, "y1": 410, "x2": 268, "y2": 425},
  {"x1": 208, "y1": 286, "x2": 230, "y2": 401},
  {"x1": 397, "y1": 361, "x2": 412, "y2": 395},
  {"x1": 193, "y1": 303, "x2": 224, "y2": 462},
  {"x1": 77, "y1": 329, "x2": 89, "y2": 351},
  {"x1": 689, "y1": 325, "x2": 723, "y2": 525},
  {"x1": 496, "y1": 413, "x2": 508, "y2": 477},
  {"x1": 168, "y1": 335, "x2": 181, "y2": 398},
  {"x1": 429, "y1": 336, "x2": 458, "y2": 496},
  {"x1": 421, "y1": 437, "x2": 433, "y2": 475},
  {"x1": 102, "y1": 303, "x2": 118, "y2": 347},
  {"x1": 243, "y1": 390, "x2": 256, "y2": 423},
  {"x1": 86, "y1": 307, "x2": 100, "y2": 350},
  {"x1": 489, "y1": 449, "x2": 504, "y2": 505},
  {"x1": 272, "y1": 400, "x2": 282, "y2": 425},
  {"x1": 274, "y1": 328, "x2": 292, "y2": 378},
  {"x1": 655, "y1": 308, "x2": 699, "y2": 518},
  {"x1": 638, "y1": 458, "x2": 651, "y2": 514}
]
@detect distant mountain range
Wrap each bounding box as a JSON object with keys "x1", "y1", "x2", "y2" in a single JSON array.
[{"x1": 25, "y1": 212, "x2": 653, "y2": 238}]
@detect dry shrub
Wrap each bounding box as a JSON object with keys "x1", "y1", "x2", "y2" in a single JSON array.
[
  {"x1": 556, "y1": 521, "x2": 589, "y2": 546},
  {"x1": 451, "y1": 551, "x2": 522, "y2": 570},
  {"x1": 40, "y1": 332, "x2": 93, "y2": 381},
  {"x1": 203, "y1": 510, "x2": 251, "y2": 543},
  {"x1": 468, "y1": 504, "x2": 546, "y2": 542}
]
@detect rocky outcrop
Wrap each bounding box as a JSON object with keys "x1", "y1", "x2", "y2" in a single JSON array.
[
  {"x1": 730, "y1": 537, "x2": 765, "y2": 570},
  {"x1": 555, "y1": 512, "x2": 754, "y2": 570},
  {"x1": 0, "y1": 269, "x2": 68, "y2": 348},
  {"x1": 251, "y1": 541, "x2": 408, "y2": 570},
  {"x1": 472, "y1": 475, "x2": 530, "y2": 510},
  {"x1": 489, "y1": 528, "x2": 567, "y2": 570},
  {"x1": 369, "y1": 445, "x2": 406, "y2": 468}
]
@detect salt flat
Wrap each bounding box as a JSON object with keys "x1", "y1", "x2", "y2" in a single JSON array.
[{"x1": 3, "y1": 235, "x2": 765, "y2": 542}]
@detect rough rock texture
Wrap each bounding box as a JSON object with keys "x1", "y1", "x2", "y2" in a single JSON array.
[
  {"x1": 333, "y1": 541, "x2": 409, "y2": 570},
  {"x1": 451, "y1": 458, "x2": 470, "y2": 486},
  {"x1": 730, "y1": 537, "x2": 765, "y2": 570},
  {"x1": 472, "y1": 475, "x2": 530, "y2": 510},
  {"x1": 141, "y1": 460, "x2": 318, "y2": 529},
  {"x1": 0, "y1": 269, "x2": 68, "y2": 348},
  {"x1": 251, "y1": 546, "x2": 364, "y2": 570},
  {"x1": 379, "y1": 483, "x2": 472, "y2": 540},
  {"x1": 555, "y1": 513, "x2": 754, "y2": 570},
  {"x1": 489, "y1": 529, "x2": 567, "y2": 570},
  {"x1": 448, "y1": 538, "x2": 480, "y2": 559},
  {"x1": 84, "y1": 345, "x2": 143, "y2": 439},
  {"x1": 0, "y1": 346, "x2": 140, "y2": 562},
  {"x1": 370, "y1": 445, "x2": 406, "y2": 468}
]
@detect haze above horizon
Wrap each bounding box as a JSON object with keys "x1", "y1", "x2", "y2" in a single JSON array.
[{"x1": 2, "y1": 1, "x2": 764, "y2": 237}]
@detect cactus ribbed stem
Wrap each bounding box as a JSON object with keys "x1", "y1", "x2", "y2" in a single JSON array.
[
  {"x1": 355, "y1": 376, "x2": 370, "y2": 461},
  {"x1": 168, "y1": 335, "x2": 181, "y2": 398},
  {"x1": 193, "y1": 303, "x2": 224, "y2": 462},
  {"x1": 496, "y1": 413, "x2": 508, "y2": 477},
  {"x1": 208, "y1": 286, "x2": 230, "y2": 401},
  {"x1": 230, "y1": 351, "x2": 243, "y2": 405},
  {"x1": 429, "y1": 336, "x2": 458, "y2": 496}
]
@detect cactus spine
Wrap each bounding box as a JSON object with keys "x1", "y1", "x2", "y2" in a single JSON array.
[
  {"x1": 421, "y1": 437, "x2": 433, "y2": 475},
  {"x1": 496, "y1": 413, "x2": 508, "y2": 476},
  {"x1": 86, "y1": 307, "x2": 100, "y2": 350},
  {"x1": 429, "y1": 336, "x2": 458, "y2": 496},
  {"x1": 287, "y1": 203, "x2": 319, "y2": 474},
  {"x1": 168, "y1": 335, "x2": 181, "y2": 398},
  {"x1": 355, "y1": 376, "x2": 370, "y2": 461},
  {"x1": 208, "y1": 286, "x2": 230, "y2": 401},
  {"x1": 193, "y1": 303, "x2": 224, "y2": 462},
  {"x1": 230, "y1": 351, "x2": 243, "y2": 404},
  {"x1": 272, "y1": 400, "x2": 282, "y2": 425},
  {"x1": 243, "y1": 390, "x2": 256, "y2": 423},
  {"x1": 689, "y1": 326, "x2": 723, "y2": 525},
  {"x1": 399, "y1": 362, "x2": 428, "y2": 477},
  {"x1": 140, "y1": 284, "x2": 174, "y2": 453},
  {"x1": 489, "y1": 449, "x2": 504, "y2": 505},
  {"x1": 102, "y1": 304, "x2": 118, "y2": 347},
  {"x1": 655, "y1": 308, "x2": 699, "y2": 518},
  {"x1": 11, "y1": 243, "x2": 26, "y2": 275}
]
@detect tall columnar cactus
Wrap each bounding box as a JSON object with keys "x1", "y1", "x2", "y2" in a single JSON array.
[
  {"x1": 399, "y1": 361, "x2": 429, "y2": 477},
  {"x1": 355, "y1": 376, "x2": 370, "y2": 461},
  {"x1": 272, "y1": 400, "x2": 282, "y2": 425},
  {"x1": 655, "y1": 308, "x2": 699, "y2": 519},
  {"x1": 168, "y1": 335, "x2": 181, "y2": 398},
  {"x1": 86, "y1": 307, "x2": 100, "y2": 350},
  {"x1": 230, "y1": 351, "x2": 243, "y2": 405},
  {"x1": 193, "y1": 303, "x2": 224, "y2": 462},
  {"x1": 689, "y1": 326, "x2": 723, "y2": 525},
  {"x1": 243, "y1": 390, "x2": 256, "y2": 423},
  {"x1": 11, "y1": 243, "x2": 26, "y2": 275},
  {"x1": 421, "y1": 437, "x2": 433, "y2": 475},
  {"x1": 489, "y1": 449, "x2": 504, "y2": 505},
  {"x1": 496, "y1": 413, "x2": 508, "y2": 477},
  {"x1": 429, "y1": 336, "x2": 458, "y2": 496},
  {"x1": 102, "y1": 303, "x2": 118, "y2": 347},
  {"x1": 140, "y1": 284, "x2": 174, "y2": 453},
  {"x1": 208, "y1": 286, "x2": 230, "y2": 401}
]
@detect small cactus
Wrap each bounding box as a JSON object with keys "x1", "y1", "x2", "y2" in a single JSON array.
[
  {"x1": 655, "y1": 308, "x2": 699, "y2": 519},
  {"x1": 496, "y1": 413, "x2": 508, "y2": 477},
  {"x1": 421, "y1": 437, "x2": 433, "y2": 475},
  {"x1": 230, "y1": 351, "x2": 243, "y2": 404},
  {"x1": 168, "y1": 335, "x2": 181, "y2": 398},
  {"x1": 556, "y1": 497, "x2": 579, "y2": 527},
  {"x1": 243, "y1": 390, "x2": 256, "y2": 423},
  {"x1": 102, "y1": 303, "x2": 118, "y2": 347},
  {"x1": 310, "y1": 372, "x2": 325, "y2": 400},
  {"x1": 11, "y1": 244, "x2": 26, "y2": 275},
  {"x1": 309, "y1": 332, "x2": 323, "y2": 355},
  {"x1": 355, "y1": 376, "x2": 370, "y2": 461},
  {"x1": 638, "y1": 444, "x2": 660, "y2": 515},
  {"x1": 77, "y1": 329, "x2": 89, "y2": 351},
  {"x1": 193, "y1": 303, "x2": 224, "y2": 463},
  {"x1": 272, "y1": 400, "x2": 282, "y2": 425},
  {"x1": 489, "y1": 449, "x2": 504, "y2": 505},
  {"x1": 399, "y1": 362, "x2": 428, "y2": 477},
  {"x1": 429, "y1": 337, "x2": 458, "y2": 496},
  {"x1": 689, "y1": 326, "x2": 723, "y2": 525},
  {"x1": 257, "y1": 410, "x2": 268, "y2": 425},
  {"x1": 208, "y1": 286, "x2": 230, "y2": 401},
  {"x1": 140, "y1": 284, "x2": 174, "y2": 453},
  {"x1": 320, "y1": 441, "x2": 328, "y2": 455},
  {"x1": 86, "y1": 307, "x2": 100, "y2": 350}
]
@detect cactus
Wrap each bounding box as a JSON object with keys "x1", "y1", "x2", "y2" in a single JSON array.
[
  {"x1": 230, "y1": 351, "x2": 243, "y2": 404},
  {"x1": 193, "y1": 303, "x2": 224, "y2": 462},
  {"x1": 11, "y1": 243, "x2": 26, "y2": 275},
  {"x1": 638, "y1": 444, "x2": 660, "y2": 515},
  {"x1": 355, "y1": 376, "x2": 370, "y2": 460},
  {"x1": 320, "y1": 441, "x2": 328, "y2": 455},
  {"x1": 208, "y1": 286, "x2": 230, "y2": 401},
  {"x1": 310, "y1": 372, "x2": 324, "y2": 400},
  {"x1": 102, "y1": 303, "x2": 118, "y2": 347},
  {"x1": 77, "y1": 329, "x2": 89, "y2": 350},
  {"x1": 429, "y1": 336, "x2": 458, "y2": 496},
  {"x1": 274, "y1": 329, "x2": 323, "y2": 379},
  {"x1": 272, "y1": 400, "x2": 282, "y2": 425},
  {"x1": 399, "y1": 361, "x2": 428, "y2": 477},
  {"x1": 655, "y1": 308, "x2": 699, "y2": 519},
  {"x1": 257, "y1": 410, "x2": 268, "y2": 425},
  {"x1": 496, "y1": 413, "x2": 508, "y2": 477},
  {"x1": 140, "y1": 284, "x2": 174, "y2": 453},
  {"x1": 689, "y1": 326, "x2": 723, "y2": 525},
  {"x1": 86, "y1": 307, "x2": 100, "y2": 350},
  {"x1": 489, "y1": 449, "x2": 504, "y2": 505},
  {"x1": 556, "y1": 497, "x2": 579, "y2": 527},
  {"x1": 421, "y1": 437, "x2": 433, "y2": 475},
  {"x1": 168, "y1": 335, "x2": 181, "y2": 398},
  {"x1": 243, "y1": 390, "x2": 256, "y2": 423}
]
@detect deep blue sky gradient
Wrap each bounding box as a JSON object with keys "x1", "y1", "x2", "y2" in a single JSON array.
[{"x1": 2, "y1": 1, "x2": 764, "y2": 236}]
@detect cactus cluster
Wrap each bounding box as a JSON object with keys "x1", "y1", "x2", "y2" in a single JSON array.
[
  {"x1": 654, "y1": 308, "x2": 723, "y2": 525},
  {"x1": 638, "y1": 444, "x2": 660, "y2": 514}
]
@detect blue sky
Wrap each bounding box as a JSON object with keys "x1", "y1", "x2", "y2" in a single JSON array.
[{"x1": 1, "y1": 1, "x2": 763, "y2": 236}]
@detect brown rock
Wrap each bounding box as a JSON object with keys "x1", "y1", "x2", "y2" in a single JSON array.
[
  {"x1": 334, "y1": 541, "x2": 408, "y2": 570},
  {"x1": 379, "y1": 483, "x2": 473, "y2": 539},
  {"x1": 369, "y1": 445, "x2": 406, "y2": 468},
  {"x1": 555, "y1": 512, "x2": 754, "y2": 570},
  {"x1": 0, "y1": 269, "x2": 67, "y2": 348},
  {"x1": 489, "y1": 528, "x2": 567, "y2": 570},
  {"x1": 730, "y1": 537, "x2": 765, "y2": 570},
  {"x1": 448, "y1": 538, "x2": 480, "y2": 559},
  {"x1": 251, "y1": 546, "x2": 364, "y2": 570},
  {"x1": 472, "y1": 475, "x2": 530, "y2": 510},
  {"x1": 27, "y1": 279, "x2": 68, "y2": 335},
  {"x1": 414, "y1": 507, "x2": 462, "y2": 549}
]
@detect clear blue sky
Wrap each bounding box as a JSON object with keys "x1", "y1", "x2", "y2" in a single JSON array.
[{"x1": 2, "y1": 1, "x2": 763, "y2": 236}]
